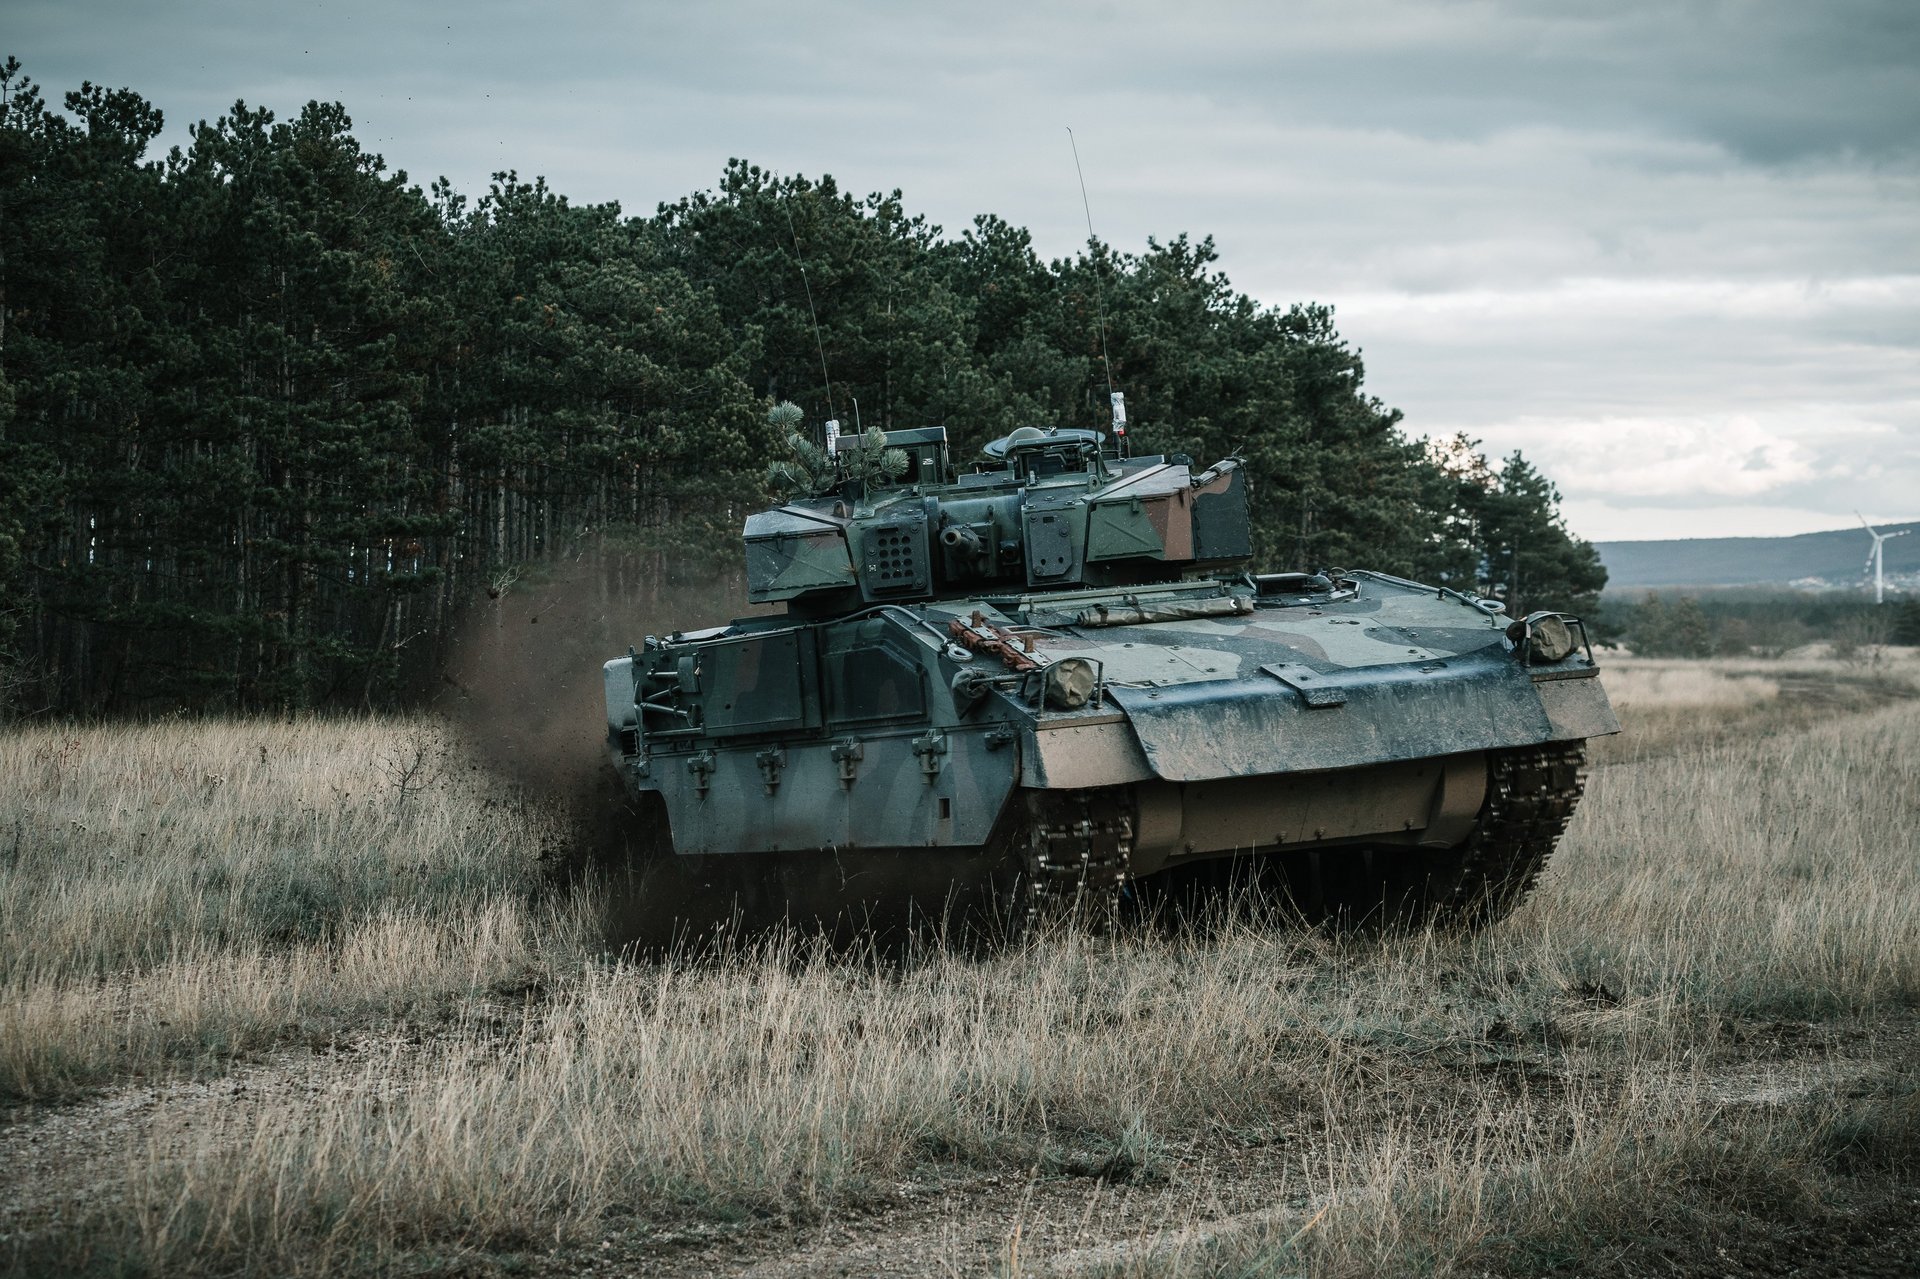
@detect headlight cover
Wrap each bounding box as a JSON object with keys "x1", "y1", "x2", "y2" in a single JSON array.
[{"x1": 1507, "y1": 611, "x2": 1578, "y2": 664}]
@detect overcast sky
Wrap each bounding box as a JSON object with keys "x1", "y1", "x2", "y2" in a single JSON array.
[{"x1": 13, "y1": 0, "x2": 1918, "y2": 541}]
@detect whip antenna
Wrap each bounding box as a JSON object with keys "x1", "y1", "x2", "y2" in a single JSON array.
[
  {"x1": 1068, "y1": 127, "x2": 1125, "y2": 453},
  {"x1": 783, "y1": 191, "x2": 837, "y2": 424}
]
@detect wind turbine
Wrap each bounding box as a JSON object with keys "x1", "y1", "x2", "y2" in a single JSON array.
[{"x1": 1858, "y1": 512, "x2": 1910, "y2": 604}]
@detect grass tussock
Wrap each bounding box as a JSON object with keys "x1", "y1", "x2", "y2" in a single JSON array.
[
  {"x1": 110, "y1": 938, "x2": 1292, "y2": 1271},
  {"x1": 1592, "y1": 650, "x2": 1920, "y2": 763},
  {"x1": 0, "y1": 718, "x2": 583, "y2": 1100},
  {"x1": 1103, "y1": 1077, "x2": 1839, "y2": 1278},
  {"x1": 1542, "y1": 694, "x2": 1920, "y2": 1013},
  {"x1": 49, "y1": 923, "x2": 1918, "y2": 1277},
  {"x1": 4, "y1": 656, "x2": 1918, "y2": 1277}
]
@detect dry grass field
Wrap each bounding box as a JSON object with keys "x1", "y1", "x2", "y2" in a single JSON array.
[{"x1": 3, "y1": 654, "x2": 1918, "y2": 1277}]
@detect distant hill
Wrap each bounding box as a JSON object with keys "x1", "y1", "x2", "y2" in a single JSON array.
[{"x1": 1596, "y1": 520, "x2": 1920, "y2": 593}]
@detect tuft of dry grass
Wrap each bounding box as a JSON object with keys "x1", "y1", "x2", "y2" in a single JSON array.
[
  {"x1": 1537, "y1": 695, "x2": 1920, "y2": 1014},
  {"x1": 0, "y1": 718, "x2": 585, "y2": 1100},
  {"x1": 1592, "y1": 651, "x2": 1920, "y2": 762},
  {"x1": 1092, "y1": 1074, "x2": 1843, "y2": 1278}
]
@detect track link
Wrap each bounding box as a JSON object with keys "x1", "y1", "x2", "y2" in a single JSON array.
[
  {"x1": 1022, "y1": 790, "x2": 1134, "y2": 929},
  {"x1": 1439, "y1": 740, "x2": 1588, "y2": 926}
]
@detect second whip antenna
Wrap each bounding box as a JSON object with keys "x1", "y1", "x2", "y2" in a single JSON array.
[{"x1": 1068, "y1": 127, "x2": 1125, "y2": 454}]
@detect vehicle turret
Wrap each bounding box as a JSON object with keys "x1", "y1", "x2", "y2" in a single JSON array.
[{"x1": 743, "y1": 420, "x2": 1251, "y2": 612}]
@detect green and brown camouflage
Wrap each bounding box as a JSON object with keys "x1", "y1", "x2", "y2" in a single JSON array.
[
  {"x1": 742, "y1": 426, "x2": 1252, "y2": 609},
  {"x1": 603, "y1": 418, "x2": 1618, "y2": 933}
]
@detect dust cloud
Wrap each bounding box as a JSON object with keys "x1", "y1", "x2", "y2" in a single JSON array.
[
  {"x1": 437, "y1": 554, "x2": 746, "y2": 802},
  {"x1": 435, "y1": 553, "x2": 757, "y2": 945}
]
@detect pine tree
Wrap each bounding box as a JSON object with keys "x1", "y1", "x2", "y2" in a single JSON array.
[
  {"x1": 764, "y1": 402, "x2": 834, "y2": 495},
  {"x1": 1891, "y1": 597, "x2": 1920, "y2": 646},
  {"x1": 0, "y1": 63, "x2": 1625, "y2": 711},
  {"x1": 1629, "y1": 593, "x2": 1713, "y2": 658}
]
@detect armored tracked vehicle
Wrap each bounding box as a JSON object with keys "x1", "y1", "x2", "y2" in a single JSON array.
[{"x1": 601, "y1": 410, "x2": 1617, "y2": 939}]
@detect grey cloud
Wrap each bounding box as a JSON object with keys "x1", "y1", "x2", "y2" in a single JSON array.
[{"x1": 8, "y1": 0, "x2": 1917, "y2": 539}]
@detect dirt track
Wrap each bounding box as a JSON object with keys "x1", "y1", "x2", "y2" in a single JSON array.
[{"x1": 7, "y1": 1010, "x2": 1914, "y2": 1277}]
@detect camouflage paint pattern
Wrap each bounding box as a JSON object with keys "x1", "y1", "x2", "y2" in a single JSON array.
[{"x1": 605, "y1": 428, "x2": 1616, "y2": 867}]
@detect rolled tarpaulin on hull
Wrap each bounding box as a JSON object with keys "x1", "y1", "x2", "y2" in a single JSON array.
[{"x1": 1072, "y1": 595, "x2": 1254, "y2": 627}]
